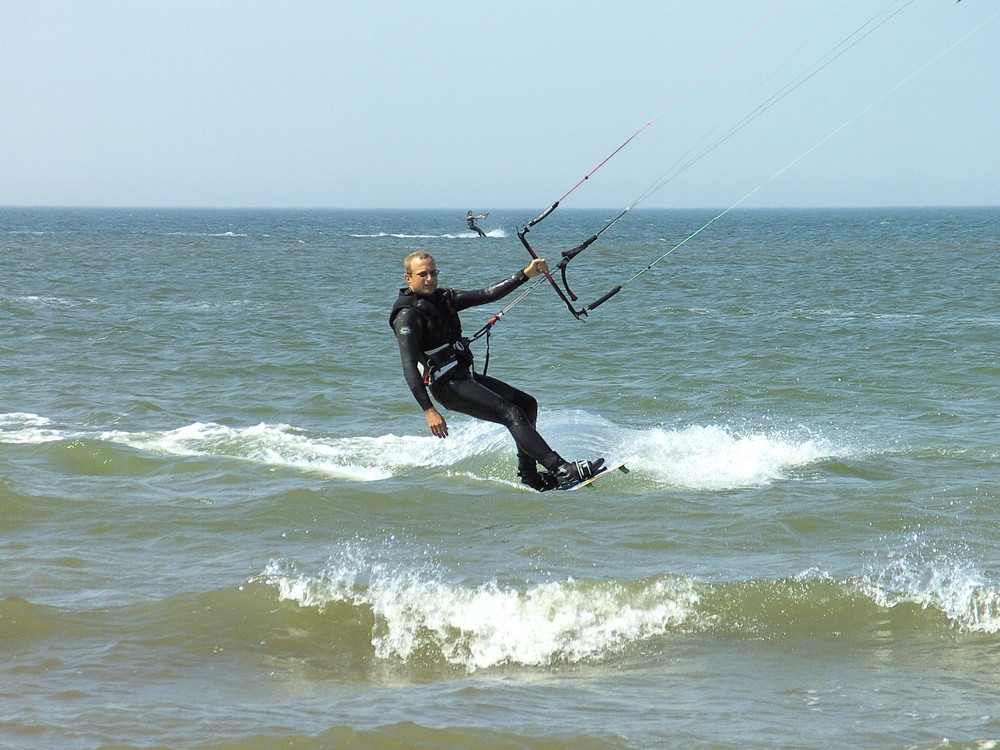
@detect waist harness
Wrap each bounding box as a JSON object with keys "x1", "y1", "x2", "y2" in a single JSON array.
[
  {"x1": 391, "y1": 288, "x2": 474, "y2": 384},
  {"x1": 419, "y1": 338, "x2": 474, "y2": 384}
]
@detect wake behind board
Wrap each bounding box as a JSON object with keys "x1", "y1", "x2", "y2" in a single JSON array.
[{"x1": 563, "y1": 460, "x2": 629, "y2": 491}]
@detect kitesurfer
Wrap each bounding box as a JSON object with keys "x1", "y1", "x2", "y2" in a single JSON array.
[
  {"x1": 390, "y1": 251, "x2": 605, "y2": 491},
  {"x1": 466, "y1": 211, "x2": 487, "y2": 237}
]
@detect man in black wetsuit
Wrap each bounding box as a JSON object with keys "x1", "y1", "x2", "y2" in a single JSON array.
[
  {"x1": 466, "y1": 211, "x2": 487, "y2": 237},
  {"x1": 390, "y1": 251, "x2": 604, "y2": 491}
]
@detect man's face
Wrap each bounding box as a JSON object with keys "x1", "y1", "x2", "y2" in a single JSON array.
[{"x1": 406, "y1": 256, "x2": 439, "y2": 296}]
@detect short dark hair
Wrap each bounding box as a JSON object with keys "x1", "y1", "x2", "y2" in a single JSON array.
[{"x1": 404, "y1": 252, "x2": 434, "y2": 274}]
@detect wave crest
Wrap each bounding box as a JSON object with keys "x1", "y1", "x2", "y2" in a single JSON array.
[
  {"x1": 259, "y1": 548, "x2": 1000, "y2": 673},
  {"x1": 1, "y1": 410, "x2": 844, "y2": 490}
]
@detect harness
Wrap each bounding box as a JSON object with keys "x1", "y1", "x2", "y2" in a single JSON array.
[
  {"x1": 419, "y1": 338, "x2": 474, "y2": 385},
  {"x1": 390, "y1": 288, "x2": 474, "y2": 385}
]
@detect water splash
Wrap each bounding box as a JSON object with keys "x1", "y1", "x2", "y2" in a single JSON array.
[
  {"x1": 863, "y1": 532, "x2": 1000, "y2": 633},
  {"x1": 626, "y1": 423, "x2": 837, "y2": 490},
  {"x1": 263, "y1": 553, "x2": 703, "y2": 672},
  {"x1": 2, "y1": 410, "x2": 845, "y2": 490}
]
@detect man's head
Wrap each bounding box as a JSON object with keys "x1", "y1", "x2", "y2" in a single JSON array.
[{"x1": 404, "y1": 252, "x2": 439, "y2": 296}]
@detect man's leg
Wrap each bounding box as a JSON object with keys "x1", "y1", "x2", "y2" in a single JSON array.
[{"x1": 432, "y1": 373, "x2": 562, "y2": 472}]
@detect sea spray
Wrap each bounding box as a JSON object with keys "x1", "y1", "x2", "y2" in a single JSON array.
[{"x1": 263, "y1": 554, "x2": 704, "y2": 672}]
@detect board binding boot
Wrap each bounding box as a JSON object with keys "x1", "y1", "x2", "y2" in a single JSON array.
[
  {"x1": 519, "y1": 470, "x2": 559, "y2": 492},
  {"x1": 554, "y1": 458, "x2": 606, "y2": 491}
]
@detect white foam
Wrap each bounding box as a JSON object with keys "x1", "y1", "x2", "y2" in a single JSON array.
[
  {"x1": 626, "y1": 423, "x2": 836, "y2": 490},
  {"x1": 0, "y1": 412, "x2": 64, "y2": 443},
  {"x1": 93, "y1": 418, "x2": 520, "y2": 481},
  {"x1": 101, "y1": 422, "x2": 392, "y2": 481},
  {"x1": 9, "y1": 295, "x2": 76, "y2": 307},
  {"x1": 864, "y1": 533, "x2": 1000, "y2": 633},
  {"x1": 2, "y1": 410, "x2": 846, "y2": 489},
  {"x1": 164, "y1": 231, "x2": 249, "y2": 237},
  {"x1": 264, "y1": 556, "x2": 702, "y2": 671},
  {"x1": 348, "y1": 229, "x2": 507, "y2": 239}
]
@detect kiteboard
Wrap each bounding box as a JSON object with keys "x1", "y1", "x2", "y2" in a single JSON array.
[{"x1": 562, "y1": 460, "x2": 630, "y2": 491}]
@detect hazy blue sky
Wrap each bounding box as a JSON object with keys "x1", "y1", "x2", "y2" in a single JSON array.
[{"x1": 2, "y1": 1, "x2": 997, "y2": 209}]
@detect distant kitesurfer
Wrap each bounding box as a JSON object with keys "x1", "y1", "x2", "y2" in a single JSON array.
[
  {"x1": 390, "y1": 251, "x2": 605, "y2": 491},
  {"x1": 467, "y1": 211, "x2": 487, "y2": 237}
]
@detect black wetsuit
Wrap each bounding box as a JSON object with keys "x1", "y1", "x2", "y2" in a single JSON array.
[
  {"x1": 467, "y1": 216, "x2": 487, "y2": 237},
  {"x1": 390, "y1": 271, "x2": 563, "y2": 478}
]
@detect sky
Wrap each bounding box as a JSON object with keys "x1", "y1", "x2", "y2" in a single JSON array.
[{"x1": 1, "y1": 1, "x2": 997, "y2": 210}]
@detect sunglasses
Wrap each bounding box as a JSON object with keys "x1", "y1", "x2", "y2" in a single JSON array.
[{"x1": 409, "y1": 269, "x2": 439, "y2": 278}]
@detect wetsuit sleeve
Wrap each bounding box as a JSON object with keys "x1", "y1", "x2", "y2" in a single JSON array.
[
  {"x1": 391, "y1": 306, "x2": 434, "y2": 412},
  {"x1": 451, "y1": 270, "x2": 529, "y2": 311}
]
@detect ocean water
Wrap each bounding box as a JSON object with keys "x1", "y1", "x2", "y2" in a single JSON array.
[{"x1": 2, "y1": 205, "x2": 999, "y2": 749}]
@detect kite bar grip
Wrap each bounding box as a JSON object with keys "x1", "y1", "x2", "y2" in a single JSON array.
[
  {"x1": 526, "y1": 201, "x2": 559, "y2": 228},
  {"x1": 588, "y1": 285, "x2": 622, "y2": 310},
  {"x1": 559, "y1": 234, "x2": 598, "y2": 265}
]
